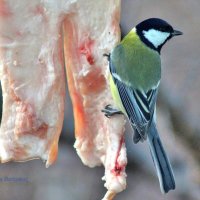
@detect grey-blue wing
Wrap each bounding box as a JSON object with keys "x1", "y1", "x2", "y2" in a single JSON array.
[
  {"x1": 109, "y1": 58, "x2": 158, "y2": 141},
  {"x1": 114, "y1": 77, "x2": 151, "y2": 140},
  {"x1": 133, "y1": 88, "x2": 158, "y2": 143},
  {"x1": 147, "y1": 89, "x2": 158, "y2": 114}
]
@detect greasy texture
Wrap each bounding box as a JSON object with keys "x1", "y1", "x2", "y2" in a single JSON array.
[
  {"x1": 0, "y1": 0, "x2": 126, "y2": 198},
  {"x1": 0, "y1": 0, "x2": 67, "y2": 167},
  {"x1": 63, "y1": 0, "x2": 127, "y2": 198}
]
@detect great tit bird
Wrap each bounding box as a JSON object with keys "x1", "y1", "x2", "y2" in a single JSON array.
[{"x1": 102, "y1": 18, "x2": 182, "y2": 193}]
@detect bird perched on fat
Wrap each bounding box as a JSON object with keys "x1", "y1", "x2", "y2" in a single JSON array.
[{"x1": 102, "y1": 18, "x2": 182, "y2": 193}]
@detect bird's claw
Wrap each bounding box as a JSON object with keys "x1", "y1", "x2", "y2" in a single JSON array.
[
  {"x1": 103, "y1": 53, "x2": 110, "y2": 61},
  {"x1": 102, "y1": 104, "x2": 123, "y2": 118}
]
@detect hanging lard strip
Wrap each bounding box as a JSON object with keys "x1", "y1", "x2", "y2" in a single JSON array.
[
  {"x1": 0, "y1": 0, "x2": 67, "y2": 166},
  {"x1": 63, "y1": 0, "x2": 127, "y2": 198}
]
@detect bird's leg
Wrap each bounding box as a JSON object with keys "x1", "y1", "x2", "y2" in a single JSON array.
[{"x1": 102, "y1": 104, "x2": 123, "y2": 118}]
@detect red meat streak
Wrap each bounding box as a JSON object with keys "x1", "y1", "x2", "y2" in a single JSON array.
[
  {"x1": 78, "y1": 39, "x2": 106, "y2": 94},
  {"x1": 79, "y1": 39, "x2": 95, "y2": 65},
  {"x1": 63, "y1": 18, "x2": 106, "y2": 138},
  {"x1": 111, "y1": 136, "x2": 125, "y2": 176}
]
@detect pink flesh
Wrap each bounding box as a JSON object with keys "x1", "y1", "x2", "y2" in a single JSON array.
[
  {"x1": 111, "y1": 137, "x2": 126, "y2": 176},
  {"x1": 0, "y1": 0, "x2": 13, "y2": 17},
  {"x1": 0, "y1": 0, "x2": 127, "y2": 197},
  {"x1": 0, "y1": 0, "x2": 65, "y2": 166},
  {"x1": 63, "y1": 0, "x2": 127, "y2": 194}
]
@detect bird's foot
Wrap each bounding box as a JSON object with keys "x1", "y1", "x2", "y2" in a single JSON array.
[
  {"x1": 102, "y1": 104, "x2": 123, "y2": 118},
  {"x1": 103, "y1": 53, "x2": 110, "y2": 61}
]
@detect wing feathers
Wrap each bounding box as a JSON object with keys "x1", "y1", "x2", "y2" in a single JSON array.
[
  {"x1": 115, "y1": 78, "x2": 149, "y2": 138},
  {"x1": 109, "y1": 60, "x2": 158, "y2": 140},
  {"x1": 133, "y1": 90, "x2": 150, "y2": 121}
]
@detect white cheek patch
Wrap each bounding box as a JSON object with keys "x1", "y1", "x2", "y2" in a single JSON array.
[{"x1": 143, "y1": 29, "x2": 170, "y2": 48}]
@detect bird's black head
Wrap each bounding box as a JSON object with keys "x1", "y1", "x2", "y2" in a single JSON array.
[{"x1": 136, "y1": 18, "x2": 182, "y2": 53}]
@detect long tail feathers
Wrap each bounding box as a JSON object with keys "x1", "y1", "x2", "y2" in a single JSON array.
[{"x1": 147, "y1": 122, "x2": 175, "y2": 193}]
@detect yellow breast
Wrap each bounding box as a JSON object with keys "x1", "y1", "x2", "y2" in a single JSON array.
[{"x1": 109, "y1": 74, "x2": 126, "y2": 115}]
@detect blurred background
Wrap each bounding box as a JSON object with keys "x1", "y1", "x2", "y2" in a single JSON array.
[{"x1": 0, "y1": 0, "x2": 200, "y2": 199}]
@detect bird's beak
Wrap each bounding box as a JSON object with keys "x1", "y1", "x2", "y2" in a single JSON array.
[{"x1": 171, "y1": 30, "x2": 183, "y2": 36}]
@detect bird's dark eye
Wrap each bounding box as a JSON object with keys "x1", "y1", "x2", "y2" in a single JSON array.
[{"x1": 159, "y1": 25, "x2": 173, "y2": 33}]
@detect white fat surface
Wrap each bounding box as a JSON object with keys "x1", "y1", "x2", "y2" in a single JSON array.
[
  {"x1": 0, "y1": 139, "x2": 9, "y2": 161},
  {"x1": 68, "y1": 0, "x2": 127, "y2": 194},
  {"x1": 143, "y1": 29, "x2": 170, "y2": 48},
  {"x1": 0, "y1": 0, "x2": 126, "y2": 196},
  {"x1": 0, "y1": 0, "x2": 68, "y2": 164}
]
